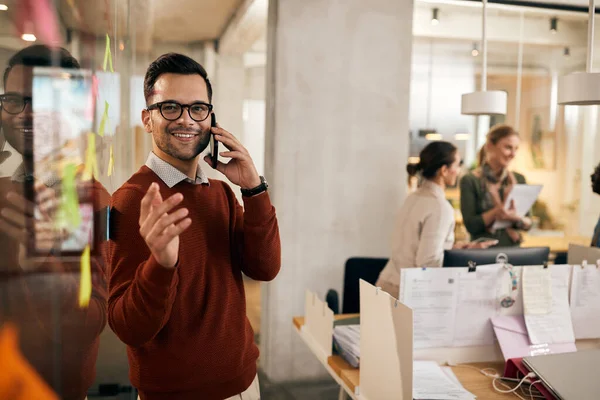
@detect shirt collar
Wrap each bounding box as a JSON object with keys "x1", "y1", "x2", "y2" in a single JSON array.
[
  {"x1": 11, "y1": 163, "x2": 60, "y2": 187},
  {"x1": 145, "y1": 152, "x2": 210, "y2": 188}
]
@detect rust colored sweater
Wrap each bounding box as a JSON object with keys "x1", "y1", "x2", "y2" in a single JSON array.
[{"x1": 108, "y1": 166, "x2": 281, "y2": 400}]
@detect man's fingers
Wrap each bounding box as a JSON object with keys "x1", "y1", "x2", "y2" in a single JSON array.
[
  {"x1": 0, "y1": 207, "x2": 26, "y2": 228},
  {"x1": 219, "y1": 150, "x2": 246, "y2": 160},
  {"x1": 151, "y1": 218, "x2": 192, "y2": 250},
  {"x1": 144, "y1": 208, "x2": 189, "y2": 243},
  {"x1": 139, "y1": 193, "x2": 185, "y2": 237},
  {"x1": 213, "y1": 132, "x2": 247, "y2": 154},
  {"x1": 6, "y1": 192, "x2": 35, "y2": 217},
  {"x1": 139, "y1": 182, "x2": 160, "y2": 225},
  {"x1": 0, "y1": 217, "x2": 26, "y2": 243}
]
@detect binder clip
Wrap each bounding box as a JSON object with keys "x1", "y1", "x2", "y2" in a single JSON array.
[
  {"x1": 375, "y1": 287, "x2": 380, "y2": 296},
  {"x1": 596, "y1": 259, "x2": 600, "y2": 269},
  {"x1": 582, "y1": 260, "x2": 588, "y2": 269},
  {"x1": 394, "y1": 299, "x2": 399, "y2": 308},
  {"x1": 468, "y1": 261, "x2": 477, "y2": 273},
  {"x1": 543, "y1": 262, "x2": 549, "y2": 269}
]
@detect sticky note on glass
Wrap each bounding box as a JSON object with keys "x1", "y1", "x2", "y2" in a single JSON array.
[
  {"x1": 0, "y1": 323, "x2": 59, "y2": 399},
  {"x1": 56, "y1": 163, "x2": 81, "y2": 231},
  {"x1": 523, "y1": 267, "x2": 552, "y2": 315},
  {"x1": 98, "y1": 101, "x2": 109, "y2": 137},
  {"x1": 103, "y1": 34, "x2": 114, "y2": 73},
  {"x1": 107, "y1": 144, "x2": 114, "y2": 177},
  {"x1": 82, "y1": 133, "x2": 99, "y2": 181},
  {"x1": 79, "y1": 244, "x2": 91, "y2": 308}
]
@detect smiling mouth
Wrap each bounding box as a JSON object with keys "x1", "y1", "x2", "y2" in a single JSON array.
[{"x1": 172, "y1": 133, "x2": 197, "y2": 138}]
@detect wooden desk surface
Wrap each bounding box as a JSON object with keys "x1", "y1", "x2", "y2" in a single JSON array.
[
  {"x1": 294, "y1": 316, "x2": 513, "y2": 399},
  {"x1": 521, "y1": 234, "x2": 590, "y2": 253}
]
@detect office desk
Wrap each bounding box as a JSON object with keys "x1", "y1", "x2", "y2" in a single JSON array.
[
  {"x1": 521, "y1": 234, "x2": 589, "y2": 253},
  {"x1": 293, "y1": 316, "x2": 513, "y2": 400}
]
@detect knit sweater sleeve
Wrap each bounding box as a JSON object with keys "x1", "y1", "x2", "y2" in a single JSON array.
[
  {"x1": 107, "y1": 187, "x2": 179, "y2": 347},
  {"x1": 228, "y1": 185, "x2": 281, "y2": 281}
]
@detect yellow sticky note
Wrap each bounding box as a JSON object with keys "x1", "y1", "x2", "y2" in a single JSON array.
[
  {"x1": 107, "y1": 144, "x2": 114, "y2": 177},
  {"x1": 82, "y1": 133, "x2": 99, "y2": 181},
  {"x1": 56, "y1": 163, "x2": 81, "y2": 231},
  {"x1": 102, "y1": 34, "x2": 114, "y2": 73},
  {"x1": 79, "y1": 245, "x2": 91, "y2": 308},
  {"x1": 98, "y1": 101, "x2": 109, "y2": 137}
]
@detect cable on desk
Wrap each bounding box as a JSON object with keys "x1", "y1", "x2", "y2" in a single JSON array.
[{"x1": 493, "y1": 372, "x2": 536, "y2": 394}]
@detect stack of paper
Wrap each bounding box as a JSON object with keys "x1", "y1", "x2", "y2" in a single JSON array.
[
  {"x1": 414, "y1": 361, "x2": 476, "y2": 400},
  {"x1": 332, "y1": 325, "x2": 360, "y2": 368}
]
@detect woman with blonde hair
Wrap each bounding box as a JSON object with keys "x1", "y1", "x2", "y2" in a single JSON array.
[{"x1": 460, "y1": 125, "x2": 532, "y2": 247}]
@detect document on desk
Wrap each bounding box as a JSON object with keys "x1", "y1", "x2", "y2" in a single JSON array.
[
  {"x1": 453, "y1": 265, "x2": 502, "y2": 347},
  {"x1": 524, "y1": 265, "x2": 575, "y2": 345},
  {"x1": 570, "y1": 265, "x2": 600, "y2": 339},
  {"x1": 492, "y1": 184, "x2": 542, "y2": 230},
  {"x1": 413, "y1": 361, "x2": 476, "y2": 400},
  {"x1": 400, "y1": 268, "x2": 458, "y2": 349}
]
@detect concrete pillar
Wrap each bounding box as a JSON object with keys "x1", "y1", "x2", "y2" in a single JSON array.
[{"x1": 261, "y1": 0, "x2": 413, "y2": 382}]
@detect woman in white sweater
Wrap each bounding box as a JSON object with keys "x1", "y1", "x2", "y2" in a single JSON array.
[{"x1": 376, "y1": 141, "x2": 496, "y2": 297}]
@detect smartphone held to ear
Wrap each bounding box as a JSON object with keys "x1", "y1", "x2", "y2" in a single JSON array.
[{"x1": 209, "y1": 113, "x2": 218, "y2": 169}]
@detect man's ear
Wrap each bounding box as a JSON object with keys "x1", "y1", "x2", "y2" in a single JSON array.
[{"x1": 142, "y1": 109, "x2": 152, "y2": 133}]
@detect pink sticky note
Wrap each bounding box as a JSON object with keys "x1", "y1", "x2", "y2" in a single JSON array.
[{"x1": 15, "y1": 0, "x2": 61, "y2": 46}]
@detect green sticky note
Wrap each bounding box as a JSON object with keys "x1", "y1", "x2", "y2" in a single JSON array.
[
  {"x1": 103, "y1": 34, "x2": 114, "y2": 73},
  {"x1": 56, "y1": 163, "x2": 81, "y2": 231},
  {"x1": 98, "y1": 101, "x2": 109, "y2": 137}
]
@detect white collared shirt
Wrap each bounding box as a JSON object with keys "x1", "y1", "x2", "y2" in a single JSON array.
[{"x1": 145, "y1": 152, "x2": 210, "y2": 188}]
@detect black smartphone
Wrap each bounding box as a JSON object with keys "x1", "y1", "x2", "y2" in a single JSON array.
[{"x1": 209, "y1": 113, "x2": 218, "y2": 169}]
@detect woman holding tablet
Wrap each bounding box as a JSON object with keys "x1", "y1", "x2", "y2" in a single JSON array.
[
  {"x1": 376, "y1": 141, "x2": 496, "y2": 297},
  {"x1": 460, "y1": 125, "x2": 532, "y2": 247}
]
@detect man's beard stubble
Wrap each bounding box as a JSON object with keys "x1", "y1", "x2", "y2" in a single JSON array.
[{"x1": 158, "y1": 125, "x2": 211, "y2": 161}]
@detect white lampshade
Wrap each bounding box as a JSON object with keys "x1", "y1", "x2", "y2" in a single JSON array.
[
  {"x1": 557, "y1": 72, "x2": 600, "y2": 105},
  {"x1": 461, "y1": 91, "x2": 507, "y2": 116}
]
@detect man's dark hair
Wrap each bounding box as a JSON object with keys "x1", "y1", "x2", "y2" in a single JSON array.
[
  {"x1": 144, "y1": 53, "x2": 213, "y2": 103},
  {"x1": 3, "y1": 45, "x2": 80, "y2": 87}
]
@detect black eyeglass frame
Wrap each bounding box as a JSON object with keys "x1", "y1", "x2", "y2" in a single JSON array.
[
  {"x1": 0, "y1": 93, "x2": 33, "y2": 115},
  {"x1": 146, "y1": 101, "x2": 213, "y2": 122}
]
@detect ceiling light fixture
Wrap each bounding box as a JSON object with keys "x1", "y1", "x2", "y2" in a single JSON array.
[
  {"x1": 461, "y1": 0, "x2": 507, "y2": 116},
  {"x1": 558, "y1": 0, "x2": 600, "y2": 105},
  {"x1": 425, "y1": 133, "x2": 442, "y2": 141},
  {"x1": 454, "y1": 133, "x2": 470, "y2": 141},
  {"x1": 550, "y1": 17, "x2": 558, "y2": 34},
  {"x1": 21, "y1": 33, "x2": 37, "y2": 42},
  {"x1": 472, "y1": 42, "x2": 479, "y2": 57},
  {"x1": 431, "y1": 8, "x2": 439, "y2": 26},
  {"x1": 408, "y1": 156, "x2": 421, "y2": 164},
  {"x1": 0, "y1": 4, "x2": 8, "y2": 11}
]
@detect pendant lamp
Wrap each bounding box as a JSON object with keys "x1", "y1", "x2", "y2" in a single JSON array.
[
  {"x1": 461, "y1": 0, "x2": 507, "y2": 115},
  {"x1": 558, "y1": 0, "x2": 600, "y2": 105}
]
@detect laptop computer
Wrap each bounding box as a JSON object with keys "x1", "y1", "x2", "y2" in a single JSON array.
[{"x1": 522, "y1": 350, "x2": 600, "y2": 400}]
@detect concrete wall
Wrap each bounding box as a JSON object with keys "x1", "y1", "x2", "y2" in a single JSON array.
[{"x1": 261, "y1": 0, "x2": 413, "y2": 382}]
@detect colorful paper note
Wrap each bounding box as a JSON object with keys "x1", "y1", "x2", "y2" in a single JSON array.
[
  {"x1": 98, "y1": 101, "x2": 109, "y2": 137},
  {"x1": 103, "y1": 34, "x2": 114, "y2": 73},
  {"x1": 107, "y1": 144, "x2": 115, "y2": 177},
  {"x1": 79, "y1": 245, "x2": 91, "y2": 308},
  {"x1": 56, "y1": 163, "x2": 81, "y2": 231},
  {"x1": 82, "y1": 133, "x2": 99, "y2": 181},
  {"x1": 0, "y1": 324, "x2": 59, "y2": 399}
]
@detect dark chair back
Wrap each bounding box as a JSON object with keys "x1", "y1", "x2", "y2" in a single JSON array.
[{"x1": 341, "y1": 257, "x2": 388, "y2": 314}]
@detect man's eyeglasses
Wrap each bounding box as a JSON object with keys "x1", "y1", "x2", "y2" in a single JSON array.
[
  {"x1": 146, "y1": 101, "x2": 213, "y2": 122},
  {"x1": 0, "y1": 94, "x2": 32, "y2": 115}
]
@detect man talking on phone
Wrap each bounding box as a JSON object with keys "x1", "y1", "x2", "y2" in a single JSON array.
[{"x1": 108, "y1": 53, "x2": 280, "y2": 400}]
